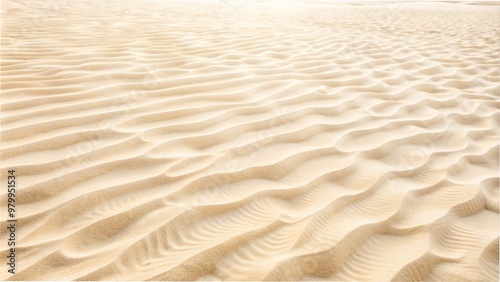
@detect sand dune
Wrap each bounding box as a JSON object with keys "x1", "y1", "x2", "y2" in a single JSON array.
[{"x1": 1, "y1": 0, "x2": 499, "y2": 280}]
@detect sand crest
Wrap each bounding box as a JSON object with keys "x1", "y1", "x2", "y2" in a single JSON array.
[{"x1": 1, "y1": 0, "x2": 499, "y2": 280}]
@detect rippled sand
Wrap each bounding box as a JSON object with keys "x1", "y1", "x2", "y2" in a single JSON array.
[{"x1": 1, "y1": 0, "x2": 499, "y2": 280}]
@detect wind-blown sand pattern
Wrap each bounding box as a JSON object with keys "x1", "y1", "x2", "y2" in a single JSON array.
[{"x1": 1, "y1": 0, "x2": 499, "y2": 280}]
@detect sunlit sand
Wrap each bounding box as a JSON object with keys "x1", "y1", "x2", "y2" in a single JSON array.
[{"x1": 1, "y1": 0, "x2": 499, "y2": 280}]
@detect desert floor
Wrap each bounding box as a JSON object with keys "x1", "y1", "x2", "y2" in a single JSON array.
[{"x1": 1, "y1": 0, "x2": 499, "y2": 281}]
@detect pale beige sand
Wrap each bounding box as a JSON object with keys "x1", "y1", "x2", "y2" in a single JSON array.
[{"x1": 1, "y1": 0, "x2": 499, "y2": 280}]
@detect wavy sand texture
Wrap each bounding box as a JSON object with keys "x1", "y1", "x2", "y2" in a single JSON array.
[{"x1": 1, "y1": 0, "x2": 499, "y2": 280}]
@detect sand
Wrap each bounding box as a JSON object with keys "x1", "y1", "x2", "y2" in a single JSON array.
[{"x1": 1, "y1": 0, "x2": 499, "y2": 280}]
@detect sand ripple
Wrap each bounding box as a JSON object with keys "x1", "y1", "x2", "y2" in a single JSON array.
[{"x1": 1, "y1": 0, "x2": 499, "y2": 280}]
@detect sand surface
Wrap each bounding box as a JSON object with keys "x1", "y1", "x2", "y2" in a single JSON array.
[{"x1": 1, "y1": 0, "x2": 499, "y2": 280}]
